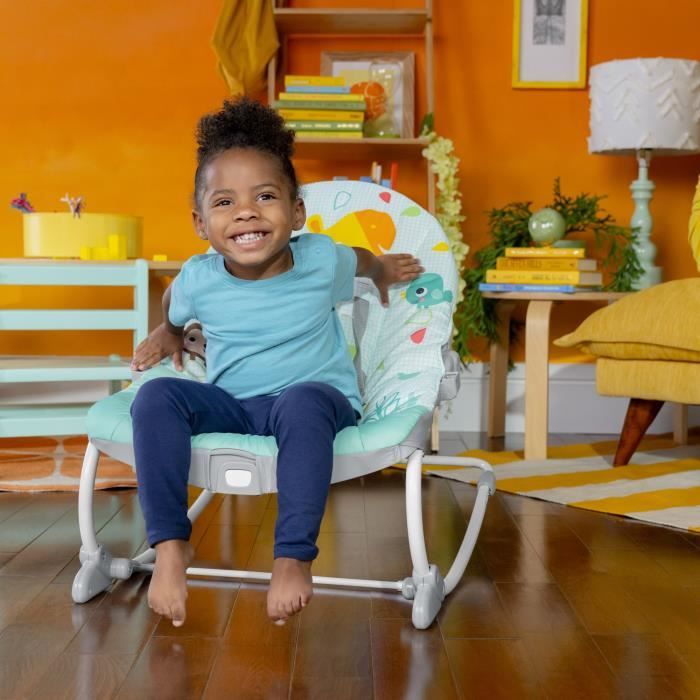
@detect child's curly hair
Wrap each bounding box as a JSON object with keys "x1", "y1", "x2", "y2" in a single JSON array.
[{"x1": 194, "y1": 96, "x2": 298, "y2": 207}]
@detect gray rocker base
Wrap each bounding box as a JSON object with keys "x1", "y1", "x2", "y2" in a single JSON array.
[{"x1": 72, "y1": 441, "x2": 495, "y2": 630}]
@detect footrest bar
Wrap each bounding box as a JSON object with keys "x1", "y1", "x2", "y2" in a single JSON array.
[{"x1": 132, "y1": 562, "x2": 403, "y2": 592}]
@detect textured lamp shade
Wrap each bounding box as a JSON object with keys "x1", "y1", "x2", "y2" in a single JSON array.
[{"x1": 589, "y1": 58, "x2": 700, "y2": 156}]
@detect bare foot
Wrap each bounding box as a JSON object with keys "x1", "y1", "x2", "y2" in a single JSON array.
[
  {"x1": 267, "y1": 557, "x2": 313, "y2": 623},
  {"x1": 148, "y1": 540, "x2": 193, "y2": 627}
]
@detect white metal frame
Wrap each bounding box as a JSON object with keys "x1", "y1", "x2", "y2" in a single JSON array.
[{"x1": 73, "y1": 442, "x2": 495, "y2": 629}]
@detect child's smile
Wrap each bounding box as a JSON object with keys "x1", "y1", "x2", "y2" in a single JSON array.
[
  {"x1": 227, "y1": 226, "x2": 274, "y2": 254},
  {"x1": 193, "y1": 148, "x2": 305, "y2": 280}
]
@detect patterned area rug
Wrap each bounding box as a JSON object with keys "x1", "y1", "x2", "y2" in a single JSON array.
[
  {"x1": 0, "y1": 436, "x2": 136, "y2": 492},
  {"x1": 424, "y1": 434, "x2": 700, "y2": 533}
]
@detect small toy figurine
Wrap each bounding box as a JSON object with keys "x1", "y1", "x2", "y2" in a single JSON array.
[
  {"x1": 10, "y1": 193, "x2": 34, "y2": 213},
  {"x1": 60, "y1": 193, "x2": 85, "y2": 218}
]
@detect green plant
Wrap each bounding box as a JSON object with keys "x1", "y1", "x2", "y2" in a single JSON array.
[{"x1": 453, "y1": 179, "x2": 643, "y2": 362}]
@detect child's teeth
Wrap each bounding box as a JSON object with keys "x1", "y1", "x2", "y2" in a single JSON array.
[{"x1": 237, "y1": 232, "x2": 265, "y2": 242}]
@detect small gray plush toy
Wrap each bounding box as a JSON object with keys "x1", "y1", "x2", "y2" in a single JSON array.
[{"x1": 182, "y1": 321, "x2": 206, "y2": 380}]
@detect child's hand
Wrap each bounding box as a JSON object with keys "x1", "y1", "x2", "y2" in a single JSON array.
[
  {"x1": 131, "y1": 323, "x2": 185, "y2": 372},
  {"x1": 375, "y1": 254, "x2": 424, "y2": 306}
]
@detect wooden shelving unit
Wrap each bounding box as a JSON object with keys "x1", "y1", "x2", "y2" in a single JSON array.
[
  {"x1": 268, "y1": 1, "x2": 436, "y2": 213},
  {"x1": 273, "y1": 8, "x2": 429, "y2": 35},
  {"x1": 293, "y1": 136, "x2": 430, "y2": 160}
]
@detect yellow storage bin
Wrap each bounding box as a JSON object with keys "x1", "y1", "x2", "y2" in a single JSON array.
[{"x1": 23, "y1": 213, "x2": 143, "y2": 258}]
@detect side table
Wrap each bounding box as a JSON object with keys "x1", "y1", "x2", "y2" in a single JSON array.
[{"x1": 482, "y1": 291, "x2": 629, "y2": 460}]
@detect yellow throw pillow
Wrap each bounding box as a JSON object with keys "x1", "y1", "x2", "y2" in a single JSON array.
[
  {"x1": 554, "y1": 279, "x2": 700, "y2": 360},
  {"x1": 689, "y1": 176, "x2": 700, "y2": 272}
]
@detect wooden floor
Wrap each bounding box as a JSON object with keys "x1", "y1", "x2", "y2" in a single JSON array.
[{"x1": 0, "y1": 432, "x2": 699, "y2": 699}]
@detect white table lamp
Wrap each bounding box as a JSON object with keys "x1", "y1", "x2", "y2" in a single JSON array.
[{"x1": 588, "y1": 58, "x2": 700, "y2": 288}]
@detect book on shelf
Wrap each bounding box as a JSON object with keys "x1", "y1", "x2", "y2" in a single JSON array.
[
  {"x1": 496, "y1": 257, "x2": 597, "y2": 271},
  {"x1": 284, "y1": 85, "x2": 351, "y2": 94},
  {"x1": 485, "y1": 269, "x2": 602, "y2": 286},
  {"x1": 295, "y1": 131, "x2": 363, "y2": 139},
  {"x1": 479, "y1": 283, "x2": 577, "y2": 294},
  {"x1": 278, "y1": 109, "x2": 364, "y2": 122},
  {"x1": 277, "y1": 93, "x2": 365, "y2": 104},
  {"x1": 272, "y1": 98, "x2": 367, "y2": 112},
  {"x1": 504, "y1": 246, "x2": 586, "y2": 258},
  {"x1": 284, "y1": 121, "x2": 363, "y2": 132},
  {"x1": 285, "y1": 75, "x2": 346, "y2": 87}
]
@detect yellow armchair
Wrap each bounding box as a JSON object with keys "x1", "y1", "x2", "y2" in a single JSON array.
[{"x1": 555, "y1": 178, "x2": 700, "y2": 465}]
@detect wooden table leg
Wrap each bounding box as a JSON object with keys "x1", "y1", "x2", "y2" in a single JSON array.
[
  {"x1": 673, "y1": 403, "x2": 689, "y2": 445},
  {"x1": 487, "y1": 302, "x2": 515, "y2": 438},
  {"x1": 524, "y1": 300, "x2": 553, "y2": 460},
  {"x1": 430, "y1": 407, "x2": 440, "y2": 453},
  {"x1": 148, "y1": 273, "x2": 171, "y2": 332}
]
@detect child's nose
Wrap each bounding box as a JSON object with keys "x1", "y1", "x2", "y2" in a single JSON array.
[{"x1": 234, "y1": 204, "x2": 259, "y2": 220}]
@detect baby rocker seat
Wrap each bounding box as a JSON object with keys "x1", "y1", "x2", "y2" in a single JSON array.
[{"x1": 72, "y1": 181, "x2": 494, "y2": 629}]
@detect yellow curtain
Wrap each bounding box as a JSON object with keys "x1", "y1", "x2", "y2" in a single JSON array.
[
  {"x1": 689, "y1": 176, "x2": 700, "y2": 272},
  {"x1": 211, "y1": 0, "x2": 279, "y2": 96}
]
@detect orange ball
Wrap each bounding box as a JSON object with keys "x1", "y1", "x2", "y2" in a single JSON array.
[{"x1": 350, "y1": 81, "x2": 386, "y2": 120}]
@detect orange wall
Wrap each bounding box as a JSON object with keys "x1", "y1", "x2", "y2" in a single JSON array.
[{"x1": 2, "y1": 1, "x2": 700, "y2": 359}]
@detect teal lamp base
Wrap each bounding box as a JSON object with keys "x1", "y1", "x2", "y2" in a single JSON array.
[
  {"x1": 634, "y1": 265, "x2": 662, "y2": 289},
  {"x1": 630, "y1": 150, "x2": 662, "y2": 290}
]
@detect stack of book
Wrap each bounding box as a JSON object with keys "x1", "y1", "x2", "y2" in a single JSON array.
[
  {"x1": 274, "y1": 75, "x2": 366, "y2": 139},
  {"x1": 478, "y1": 246, "x2": 602, "y2": 293}
]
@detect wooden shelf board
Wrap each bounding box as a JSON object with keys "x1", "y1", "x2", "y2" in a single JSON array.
[
  {"x1": 274, "y1": 8, "x2": 429, "y2": 35},
  {"x1": 294, "y1": 136, "x2": 429, "y2": 160}
]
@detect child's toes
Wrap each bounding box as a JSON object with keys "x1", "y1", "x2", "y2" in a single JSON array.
[
  {"x1": 267, "y1": 600, "x2": 283, "y2": 622},
  {"x1": 171, "y1": 603, "x2": 186, "y2": 627}
]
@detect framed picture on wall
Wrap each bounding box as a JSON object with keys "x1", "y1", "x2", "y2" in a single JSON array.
[
  {"x1": 320, "y1": 51, "x2": 415, "y2": 138},
  {"x1": 512, "y1": 0, "x2": 589, "y2": 89}
]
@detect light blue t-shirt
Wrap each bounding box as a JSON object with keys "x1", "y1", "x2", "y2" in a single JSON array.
[{"x1": 169, "y1": 233, "x2": 362, "y2": 416}]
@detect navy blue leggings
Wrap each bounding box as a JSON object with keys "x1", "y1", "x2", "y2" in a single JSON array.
[{"x1": 130, "y1": 377, "x2": 357, "y2": 560}]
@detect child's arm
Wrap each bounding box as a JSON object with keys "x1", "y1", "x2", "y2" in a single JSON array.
[
  {"x1": 353, "y1": 248, "x2": 424, "y2": 306},
  {"x1": 131, "y1": 284, "x2": 186, "y2": 371}
]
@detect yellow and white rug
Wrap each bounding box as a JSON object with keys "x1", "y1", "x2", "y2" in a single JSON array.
[
  {"x1": 426, "y1": 435, "x2": 700, "y2": 533},
  {"x1": 0, "y1": 436, "x2": 136, "y2": 492}
]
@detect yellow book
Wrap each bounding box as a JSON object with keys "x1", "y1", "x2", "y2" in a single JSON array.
[
  {"x1": 279, "y1": 109, "x2": 364, "y2": 122},
  {"x1": 485, "y1": 269, "x2": 602, "y2": 286},
  {"x1": 504, "y1": 246, "x2": 585, "y2": 258},
  {"x1": 278, "y1": 92, "x2": 361, "y2": 102},
  {"x1": 496, "y1": 257, "x2": 597, "y2": 271},
  {"x1": 295, "y1": 131, "x2": 363, "y2": 139},
  {"x1": 285, "y1": 75, "x2": 346, "y2": 87}
]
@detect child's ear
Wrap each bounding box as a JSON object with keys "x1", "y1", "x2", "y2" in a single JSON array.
[
  {"x1": 292, "y1": 198, "x2": 306, "y2": 231},
  {"x1": 192, "y1": 209, "x2": 208, "y2": 240}
]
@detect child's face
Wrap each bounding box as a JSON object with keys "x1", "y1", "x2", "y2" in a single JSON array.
[{"x1": 193, "y1": 148, "x2": 305, "y2": 280}]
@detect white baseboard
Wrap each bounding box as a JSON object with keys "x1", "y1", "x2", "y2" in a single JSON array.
[
  {"x1": 438, "y1": 363, "x2": 700, "y2": 435},
  {"x1": 3, "y1": 365, "x2": 697, "y2": 436}
]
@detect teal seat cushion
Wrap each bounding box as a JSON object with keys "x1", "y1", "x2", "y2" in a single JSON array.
[{"x1": 87, "y1": 368, "x2": 429, "y2": 457}]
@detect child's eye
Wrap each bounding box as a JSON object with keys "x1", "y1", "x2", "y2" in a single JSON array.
[
  {"x1": 214, "y1": 199, "x2": 232, "y2": 207},
  {"x1": 258, "y1": 192, "x2": 275, "y2": 201}
]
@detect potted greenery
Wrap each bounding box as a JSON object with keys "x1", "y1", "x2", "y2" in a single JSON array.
[{"x1": 453, "y1": 179, "x2": 643, "y2": 362}]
